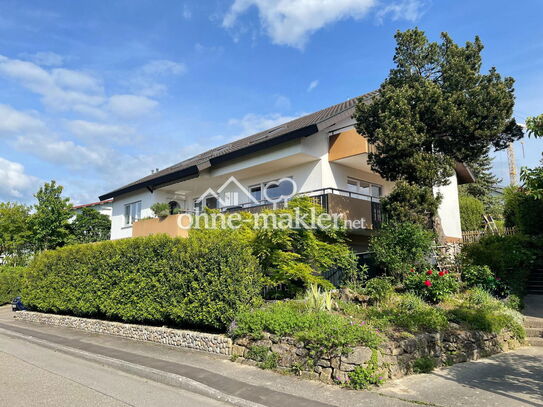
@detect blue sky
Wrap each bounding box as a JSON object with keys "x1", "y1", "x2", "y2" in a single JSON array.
[{"x1": 0, "y1": 0, "x2": 542, "y2": 204}]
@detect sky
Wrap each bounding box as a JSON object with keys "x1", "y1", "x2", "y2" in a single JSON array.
[{"x1": 0, "y1": 0, "x2": 542, "y2": 204}]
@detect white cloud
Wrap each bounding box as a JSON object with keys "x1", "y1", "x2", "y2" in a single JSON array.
[
  {"x1": 21, "y1": 51, "x2": 65, "y2": 67},
  {"x1": 182, "y1": 4, "x2": 192, "y2": 20},
  {"x1": 0, "y1": 157, "x2": 39, "y2": 199},
  {"x1": 274, "y1": 95, "x2": 291, "y2": 110},
  {"x1": 228, "y1": 112, "x2": 301, "y2": 138},
  {"x1": 66, "y1": 120, "x2": 136, "y2": 145},
  {"x1": 307, "y1": 79, "x2": 319, "y2": 92},
  {"x1": 223, "y1": 0, "x2": 426, "y2": 48},
  {"x1": 0, "y1": 54, "x2": 105, "y2": 112},
  {"x1": 223, "y1": 0, "x2": 377, "y2": 49},
  {"x1": 108, "y1": 94, "x2": 158, "y2": 119},
  {"x1": 129, "y1": 59, "x2": 186, "y2": 97},
  {"x1": 0, "y1": 104, "x2": 46, "y2": 136},
  {"x1": 14, "y1": 133, "x2": 108, "y2": 170},
  {"x1": 376, "y1": 0, "x2": 426, "y2": 23},
  {"x1": 141, "y1": 59, "x2": 186, "y2": 76}
]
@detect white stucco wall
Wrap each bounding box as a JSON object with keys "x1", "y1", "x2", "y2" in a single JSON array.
[{"x1": 434, "y1": 174, "x2": 462, "y2": 240}]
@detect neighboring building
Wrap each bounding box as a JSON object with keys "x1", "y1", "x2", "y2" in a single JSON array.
[
  {"x1": 72, "y1": 199, "x2": 114, "y2": 219},
  {"x1": 99, "y1": 92, "x2": 474, "y2": 252}
]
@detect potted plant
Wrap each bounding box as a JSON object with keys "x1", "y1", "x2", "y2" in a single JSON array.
[{"x1": 151, "y1": 202, "x2": 171, "y2": 217}]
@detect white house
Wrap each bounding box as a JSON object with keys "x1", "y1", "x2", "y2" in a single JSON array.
[
  {"x1": 99, "y1": 92, "x2": 473, "y2": 252},
  {"x1": 72, "y1": 199, "x2": 113, "y2": 219}
]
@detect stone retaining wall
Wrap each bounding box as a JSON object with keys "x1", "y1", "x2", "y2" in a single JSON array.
[
  {"x1": 232, "y1": 328, "x2": 522, "y2": 383},
  {"x1": 14, "y1": 311, "x2": 232, "y2": 356}
]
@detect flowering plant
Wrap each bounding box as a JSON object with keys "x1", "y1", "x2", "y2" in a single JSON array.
[{"x1": 404, "y1": 268, "x2": 459, "y2": 303}]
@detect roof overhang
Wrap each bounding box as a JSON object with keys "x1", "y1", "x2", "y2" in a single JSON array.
[
  {"x1": 98, "y1": 124, "x2": 319, "y2": 201},
  {"x1": 455, "y1": 162, "x2": 476, "y2": 185}
]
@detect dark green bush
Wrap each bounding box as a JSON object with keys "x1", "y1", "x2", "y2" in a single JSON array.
[
  {"x1": 504, "y1": 186, "x2": 543, "y2": 236},
  {"x1": 463, "y1": 234, "x2": 540, "y2": 296},
  {"x1": 370, "y1": 222, "x2": 434, "y2": 280},
  {"x1": 23, "y1": 231, "x2": 262, "y2": 330},
  {"x1": 363, "y1": 277, "x2": 394, "y2": 304},
  {"x1": 0, "y1": 266, "x2": 26, "y2": 304}
]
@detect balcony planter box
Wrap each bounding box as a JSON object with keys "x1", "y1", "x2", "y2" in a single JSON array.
[{"x1": 132, "y1": 214, "x2": 190, "y2": 238}]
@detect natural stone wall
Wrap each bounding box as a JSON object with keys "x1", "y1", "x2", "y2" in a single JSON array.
[
  {"x1": 232, "y1": 328, "x2": 522, "y2": 383},
  {"x1": 14, "y1": 311, "x2": 232, "y2": 355}
]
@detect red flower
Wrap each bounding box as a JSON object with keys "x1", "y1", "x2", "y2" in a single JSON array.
[
  {"x1": 438, "y1": 271, "x2": 445, "y2": 277},
  {"x1": 496, "y1": 277, "x2": 501, "y2": 281},
  {"x1": 426, "y1": 270, "x2": 433, "y2": 275},
  {"x1": 410, "y1": 268, "x2": 415, "y2": 273},
  {"x1": 443, "y1": 269, "x2": 449, "y2": 274},
  {"x1": 424, "y1": 280, "x2": 432, "y2": 287}
]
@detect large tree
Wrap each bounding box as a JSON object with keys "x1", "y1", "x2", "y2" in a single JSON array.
[
  {"x1": 526, "y1": 114, "x2": 543, "y2": 138},
  {"x1": 70, "y1": 207, "x2": 111, "y2": 243},
  {"x1": 31, "y1": 181, "x2": 73, "y2": 251},
  {"x1": 355, "y1": 28, "x2": 523, "y2": 225},
  {"x1": 0, "y1": 202, "x2": 32, "y2": 265}
]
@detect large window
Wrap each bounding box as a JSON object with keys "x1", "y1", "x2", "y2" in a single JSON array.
[
  {"x1": 124, "y1": 201, "x2": 141, "y2": 225},
  {"x1": 347, "y1": 177, "x2": 382, "y2": 198},
  {"x1": 249, "y1": 178, "x2": 294, "y2": 202}
]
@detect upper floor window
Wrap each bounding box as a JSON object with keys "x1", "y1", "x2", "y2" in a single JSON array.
[
  {"x1": 250, "y1": 178, "x2": 294, "y2": 202},
  {"x1": 124, "y1": 201, "x2": 141, "y2": 226},
  {"x1": 347, "y1": 177, "x2": 382, "y2": 198}
]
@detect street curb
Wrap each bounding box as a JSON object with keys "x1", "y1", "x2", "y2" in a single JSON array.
[{"x1": 0, "y1": 326, "x2": 266, "y2": 407}]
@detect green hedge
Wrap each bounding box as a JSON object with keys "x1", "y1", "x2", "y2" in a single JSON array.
[
  {"x1": 0, "y1": 266, "x2": 26, "y2": 304},
  {"x1": 23, "y1": 231, "x2": 263, "y2": 330},
  {"x1": 462, "y1": 234, "x2": 541, "y2": 296}
]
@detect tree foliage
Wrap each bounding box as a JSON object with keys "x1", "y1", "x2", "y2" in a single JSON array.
[
  {"x1": 370, "y1": 221, "x2": 435, "y2": 280},
  {"x1": 459, "y1": 195, "x2": 484, "y2": 231},
  {"x1": 31, "y1": 181, "x2": 73, "y2": 251},
  {"x1": 0, "y1": 202, "x2": 32, "y2": 265},
  {"x1": 355, "y1": 28, "x2": 522, "y2": 225},
  {"x1": 70, "y1": 207, "x2": 111, "y2": 243},
  {"x1": 526, "y1": 114, "x2": 543, "y2": 138}
]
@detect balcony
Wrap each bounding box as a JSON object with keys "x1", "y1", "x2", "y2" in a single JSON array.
[{"x1": 223, "y1": 188, "x2": 382, "y2": 230}]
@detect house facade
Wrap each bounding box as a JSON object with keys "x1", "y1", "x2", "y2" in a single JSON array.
[{"x1": 99, "y1": 92, "x2": 473, "y2": 252}]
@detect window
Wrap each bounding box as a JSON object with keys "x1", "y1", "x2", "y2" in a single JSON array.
[
  {"x1": 347, "y1": 177, "x2": 382, "y2": 198},
  {"x1": 250, "y1": 185, "x2": 262, "y2": 201},
  {"x1": 249, "y1": 177, "x2": 294, "y2": 203},
  {"x1": 124, "y1": 201, "x2": 141, "y2": 225},
  {"x1": 194, "y1": 197, "x2": 217, "y2": 212}
]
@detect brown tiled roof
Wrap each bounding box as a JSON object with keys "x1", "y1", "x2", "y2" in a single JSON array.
[
  {"x1": 72, "y1": 199, "x2": 113, "y2": 210},
  {"x1": 99, "y1": 91, "x2": 378, "y2": 200}
]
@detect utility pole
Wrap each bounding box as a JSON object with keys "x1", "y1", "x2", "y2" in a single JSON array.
[{"x1": 507, "y1": 142, "x2": 517, "y2": 186}]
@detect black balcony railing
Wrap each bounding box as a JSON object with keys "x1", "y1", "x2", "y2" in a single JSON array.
[{"x1": 222, "y1": 188, "x2": 382, "y2": 229}]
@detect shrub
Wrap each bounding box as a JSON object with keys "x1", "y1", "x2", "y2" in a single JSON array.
[
  {"x1": 459, "y1": 195, "x2": 484, "y2": 231},
  {"x1": 447, "y1": 289, "x2": 525, "y2": 339},
  {"x1": 246, "y1": 346, "x2": 279, "y2": 369},
  {"x1": 232, "y1": 301, "x2": 381, "y2": 355},
  {"x1": 404, "y1": 268, "x2": 460, "y2": 303},
  {"x1": 504, "y1": 185, "x2": 543, "y2": 236},
  {"x1": 23, "y1": 232, "x2": 262, "y2": 330},
  {"x1": 0, "y1": 266, "x2": 26, "y2": 305},
  {"x1": 363, "y1": 277, "x2": 394, "y2": 304},
  {"x1": 413, "y1": 357, "x2": 436, "y2": 374},
  {"x1": 150, "y1": 202, "x2": 170, "y2": 217},
  {"x1": 390, "y1": 294, "x2": 449, "y2": 332},
  {"x1": 462, "y1": 234, "x2": 539, "y2": 296},
  {"x1": 370, "y1": 222, "x2": 434, "y2": 280},
  {"x1": 461, "y1": 265, "x2": 501, "y2": 293},
  {"x1": 347, "y1": 350, "x2": 384, "y2": 389}
]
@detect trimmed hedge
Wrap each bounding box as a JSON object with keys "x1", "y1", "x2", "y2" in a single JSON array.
[
  {"x1": 23, "y1": 231, "x2": 262, "y2": 330},
  {"x1": 0, "y1": 266, "x2": 26, "y2": 304}
]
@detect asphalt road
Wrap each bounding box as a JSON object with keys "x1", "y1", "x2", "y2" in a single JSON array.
[{"x1": 0, "y1": 332, "x2": 232, "y2": 407}]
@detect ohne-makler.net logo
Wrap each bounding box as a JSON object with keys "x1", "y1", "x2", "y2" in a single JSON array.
[{"x1": 176, "y1": 176, "x2": 368, "y2": 231}]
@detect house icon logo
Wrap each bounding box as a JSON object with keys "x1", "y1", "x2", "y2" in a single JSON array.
[{"x1": 195, "y1": 176, "x2": 297, "y2": 209}]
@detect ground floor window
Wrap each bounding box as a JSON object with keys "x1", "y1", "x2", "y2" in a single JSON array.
[{"x1": 124, "y1": 201, "x2": 141, "y2": 225}]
